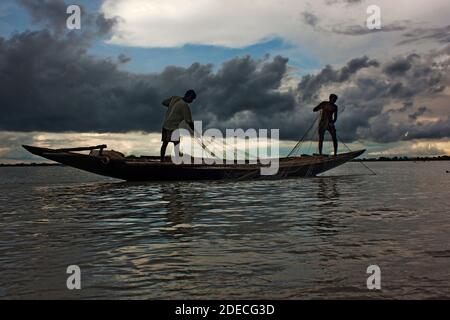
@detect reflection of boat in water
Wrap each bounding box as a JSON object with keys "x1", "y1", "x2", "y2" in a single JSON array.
[{"x1": 22, "y1": 144, "x2": 365, "y2": 182}]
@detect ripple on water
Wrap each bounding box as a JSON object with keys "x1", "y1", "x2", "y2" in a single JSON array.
[{"x1": 0, "y1": 162, "x2": 450, "y2": 298}]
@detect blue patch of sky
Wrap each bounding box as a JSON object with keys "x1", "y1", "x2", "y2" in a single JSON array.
[
  {"x1": 90, "y1": 37, "x2": 323, "y2": 76},
  {"x1": 3, "y1": 0, "x2": 323, "y2": 76},
  {"x1": 0, "y1": 0, "x2": 104, "y2": 37},
  {"x1": 0, "y1": 0, "x2": 33, "y2": 37}
]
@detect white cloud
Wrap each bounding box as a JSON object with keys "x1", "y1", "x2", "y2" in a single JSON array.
[
  {"x1": 2, "y1": 131, "x2": 448, "y2": 164},
  {"x1": 102, "y1": 0, "x2": 302, "y2": 48},
  {"x1": 0, "y1": 131, "x2": 161, "y2": 163},
  {"x1": 1, "y1": 131, "x2": 282, "y2": 162},
  {"x1": 368, "y1": 139, "x2": 450, "y2": 156},
  {"x1": 101, "y1": 0, "x2": 450, "y2": 62}
]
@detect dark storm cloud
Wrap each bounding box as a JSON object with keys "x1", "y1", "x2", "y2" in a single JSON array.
[
  {"x1": 4, "y1": 2, "x2": 293, "y2": 134},
  {"x1": 203, "y1": 55, "x2": 294, "y2": 120},
  {"x1": 117, "y1": 53, "x2": 131, "y2": 64},
  {"x1": 19, "y1": 0, "x2": 119, "y2": 38},
  {"x1": 18, "y1": 0, "x2": 68, "y2": 33},
  {"x1": 408, "y1": 106, "x2": 428, "y2": 120},
  {"x1": 407, "y1": 118, "x2": 450, "y2": 140},
  {"x1": 0, "y1": 26, "x2": 295, "y2": 134},
  {"x1": 383, "y1": 56, "x2": 415, "y2": 77},
  {"x1": 297, "y1": 56, "x2": 379, "y2": 102},
  {"x1": 392, "y1": 101, "x2": 413, "y2": 113},
  {"x1": 301, "y1": 11, "x2": 319, "y2": 28},
  {"x1": 399, "y1": 25, "x2": 450, "y2": 45},
  {"x1": 331, "y1": 22, "x2": 408, "y2": 36},
  {"x1": 1, "y1": 0, "x2": 449, "y2": 145},
  {"x1": 301, "y1": 6, "x2": 407, "y2": 36},
  {"x1": 295, "y1": 45, "x2": 450, "y2": 143},
  {"x1": 360, "y1": 114, "x2": 450, "y2": 143}
]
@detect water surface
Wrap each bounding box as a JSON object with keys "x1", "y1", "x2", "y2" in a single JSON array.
[{"x1": 0, "y1": 162, "x2": 449, "y2": 299}]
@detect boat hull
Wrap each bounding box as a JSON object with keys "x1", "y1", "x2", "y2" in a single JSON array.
[{"x1": 22, "y1": 145, "x2": 365, "y2": 181}]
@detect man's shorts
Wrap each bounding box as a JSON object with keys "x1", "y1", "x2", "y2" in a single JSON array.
[
  {"x1": 161, "y1": 128, "x2": 179, "y2": 142},
  {"x1": 318, "y1": 122, "x2": 336, "y2": 135}
]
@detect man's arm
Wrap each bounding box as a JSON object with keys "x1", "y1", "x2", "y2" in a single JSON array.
[
  {"x1": 182, "y1": 104, "x2": 195, "y2": 131},
  {"x1": 162, "y1": 97, "x2": 172, "y2": 107},
  {"x1": 333, "y1": 106, "x2": 338, "y2": 123},
  {"x1": 313, "y1": 102, "x2": 324, "y2": 112},
  {"x1": 187, "y1": 121, "x2": 194, "y2": 131}
]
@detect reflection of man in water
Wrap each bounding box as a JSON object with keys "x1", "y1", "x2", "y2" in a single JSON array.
[{"x1": 313, "y1": 94, "x2": 338, "y2": 156}]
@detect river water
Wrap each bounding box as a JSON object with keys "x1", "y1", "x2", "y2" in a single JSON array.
[{"x1": 0, "y1": 162, "x2": 449, "y2": 299}]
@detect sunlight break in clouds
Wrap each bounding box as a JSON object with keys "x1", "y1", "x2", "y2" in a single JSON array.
[{"x1": 368, "y1": 140, "x2": 450, "y2": 156}]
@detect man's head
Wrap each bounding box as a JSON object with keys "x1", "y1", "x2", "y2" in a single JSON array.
[
  {"x1": 329, "y1": 94, "x2": 338, "y2": 103},
  {"x1": 184, "y1": 89, "x2": 197, "y2": 103}
]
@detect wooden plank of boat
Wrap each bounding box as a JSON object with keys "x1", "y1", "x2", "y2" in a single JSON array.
[
  {"x1": 56, "y1": 145, "x2": 107, "y2": 152},
  {"x1": 22, "y1": 145, "x2": 365, "y2": 181}
]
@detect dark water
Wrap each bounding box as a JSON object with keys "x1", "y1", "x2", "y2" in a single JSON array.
[{"x1": 0, "y1": 162, "x2": 449, "y2": 299}]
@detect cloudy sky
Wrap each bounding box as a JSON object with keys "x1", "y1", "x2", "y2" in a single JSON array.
[{"x1": 0, "y1": 0, "x2": 449, "y2": 162}]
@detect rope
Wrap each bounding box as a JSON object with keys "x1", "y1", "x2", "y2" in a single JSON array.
[
  {"x1": 214, "y1": 135, "x2": 252, "y2": 160},
  {"x1": 337, "y1": 133, "x2": 377, "y2": 176},
  {"x1": 200, "y1": 134, "x2": 252, "y2": 161},
  {"x1": 281, "y1": 103, "x2": 376, "y2": 177},
  {"x1": 183, "y1": 127, "x2": 221, "y2": 160},
  {"x1": 287, "y1": 113, "x2": 321, "y2": 157},
  {"x1": 188, "y1": 128, "x2": 252, "y2": 162}
]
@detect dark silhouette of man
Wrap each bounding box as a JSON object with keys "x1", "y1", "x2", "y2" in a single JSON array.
[
  {"x1": 313, "y1": 94, "x2": 338, "y2": 156},
  {"x1": 160, "y1": 89, "x2": 197, "y2": 162}
]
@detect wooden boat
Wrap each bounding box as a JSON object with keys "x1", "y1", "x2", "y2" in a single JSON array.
[{"x1": 22, "y1": 144, "x2": 365, "y2": 181}]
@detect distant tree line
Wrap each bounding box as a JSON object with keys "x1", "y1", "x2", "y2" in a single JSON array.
[{"x1": 353, "y1": 155, "x2": 450, "y2": 162}]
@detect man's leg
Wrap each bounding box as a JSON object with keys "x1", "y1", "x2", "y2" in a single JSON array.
[
  {"x1": 318, "y1": 129, "x2": 325, "y2": 155},
  {"x1": 330, "y1": 129, "x2": 338, "y2": 156},
  {"x1": 173, "y1": 141, "x2": 180, "y2": 158},
  {"x1": 160, "y1": 141, "x2": 169, "y2": 162}
]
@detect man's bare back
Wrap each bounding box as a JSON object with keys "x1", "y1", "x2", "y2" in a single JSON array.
[
  {"x1": 315, "y1": 101, "x2": 337, "y2": 128},
  {"x1": 313, "y1": 94, "x2": 339, "y2": 155}
]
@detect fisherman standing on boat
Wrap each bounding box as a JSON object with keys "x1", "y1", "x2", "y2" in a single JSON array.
[
  {"x1": 313, "y1": 94, "x2": 338, "y2": 156},
  {"x1": 160, "y1": 90, "x2": 197, "y2": 162}
]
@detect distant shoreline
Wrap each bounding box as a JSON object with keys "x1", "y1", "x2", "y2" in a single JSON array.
[
  {"x1": 0, "y1": 163, "x2": 65, "y2": 167},
  {"x1": 352, "y1": 155, "x2": 450, "y2": 162},
  {"x1": 1, "y1": 155, "x2": 449, "y2": 167}
]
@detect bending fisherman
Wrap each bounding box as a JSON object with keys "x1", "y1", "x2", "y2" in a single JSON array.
[{"x1": 160, "y1": 89, "x2": 197, "y2": 162}]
